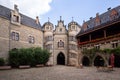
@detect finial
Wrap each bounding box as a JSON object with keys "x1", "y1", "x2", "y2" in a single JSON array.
[
  {"x1": 96, "y1": 13, "x2": 99, "y2": 17},
  {"x1": 72, "y1": 17, "x2": 74, "y2": 22},
  {"x1": 48, "y1": 17, "x2": 50, "y2": 22},
  {"x1": 60, "y1": 16, "x2": 62, "y2": 21},
  {"x1": 36, "y1": 16, "x2": 39, "y2": 24}
]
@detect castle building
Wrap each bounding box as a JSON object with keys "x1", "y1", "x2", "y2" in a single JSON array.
[
  {"x1": 76, "y1": 6, "x2": 120, "y2": 67},
  {"x1": 0, "y1": 4, "x2": 120, "y2": 67},
  {"x1": 0, "y1": 5, "x2": 43, "y2": 61},
  {"x1": 0, "y1": 5, "x2": 81, "y2": 66}
]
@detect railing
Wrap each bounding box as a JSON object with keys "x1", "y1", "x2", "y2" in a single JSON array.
[{"x1": 78, "y1": 33, "x2": 120, "y2": 45}]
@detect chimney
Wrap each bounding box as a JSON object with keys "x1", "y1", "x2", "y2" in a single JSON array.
[
  {"x1": 90, "y1": 17, "x2": 93, "y2": 20},
  {"x1": 36, "y1": 16, "x2": 39, "y2": 24},
  {"x1": 14, "y1": 4, "x2": 19, "y2": 12},
  {"x1": 96, "y1": 13, "x2": 99, "y2": 17},
  {"x1": 83, "y1": 20, "x2": 85, "y2": 23},
  {"x1": 107, "y1": 7, "x2": 111, "y2": 11}
]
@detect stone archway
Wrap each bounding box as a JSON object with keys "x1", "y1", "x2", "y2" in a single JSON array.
[
  {"x1": 82, "y1": 56, "x2": 90, "y2": 66},
  {"x1": 94, "y1": 55, "x2": 105, "y2": 66},
  {"x1": 57, "y1": 52, "x2": 65, "y2": 65}
]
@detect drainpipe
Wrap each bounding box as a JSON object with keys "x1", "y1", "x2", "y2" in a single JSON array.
[{"x1": 8, "y1": 22, "x2": 11, "y2": 52}]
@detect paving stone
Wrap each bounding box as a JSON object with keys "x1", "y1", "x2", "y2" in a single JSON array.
[{"x1": 0, "y1": 66, "x2": 120, "y2": 80}]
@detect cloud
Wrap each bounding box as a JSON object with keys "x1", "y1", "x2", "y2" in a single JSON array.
[{"x1": 0, "y1": 0, "x2": 53, "y2": 19}]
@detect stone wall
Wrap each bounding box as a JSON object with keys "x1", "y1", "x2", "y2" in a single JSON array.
[{"x1": 0, "y1": 17, "x2": 43, "y2": 60}]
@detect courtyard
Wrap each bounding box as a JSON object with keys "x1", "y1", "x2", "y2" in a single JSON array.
[{"x1": 0, "y1": 66, "x2": 120, "y2": 80}]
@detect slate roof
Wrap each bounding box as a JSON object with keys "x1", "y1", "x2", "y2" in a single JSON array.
[
  {"x1": 79, "y1": 5, "x2": 120, "y2": 35},
  {"x1": 0, "y1": 5, "x2": 41, "y2": 30},
  {"x1": 0, "y1": 5, "x2": 11, "y2": 20}
]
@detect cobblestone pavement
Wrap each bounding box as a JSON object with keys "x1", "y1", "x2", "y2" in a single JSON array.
[{"x1": 0, "y1": 66, "x2": 120, "y2": 80}]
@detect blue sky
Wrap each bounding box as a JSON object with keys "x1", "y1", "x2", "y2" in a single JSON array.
[
  {"x1": 0, "y1": 0, "x2": 120, "y2": 26},
  {"x1": 40, "y1": 0, "x2": 120, "y2": 26}
]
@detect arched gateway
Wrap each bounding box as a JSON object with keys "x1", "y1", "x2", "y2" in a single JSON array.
[
  {"x1": 57, "y1": 52, "x2": 65, "y2": 65},
  {"x1": 94, "y1": 55, "x2": 105, "y2": 66},
  {"x1": 82, "y1": 56, "x2": 90, "y2": 66}
]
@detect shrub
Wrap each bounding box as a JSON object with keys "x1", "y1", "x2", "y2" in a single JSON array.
[
  {"x1": 34, "y1": 47, "x2": 42, "y2": 64},
  {"x1": 34, "y1": 47, "x2": 51, "y2": 65},
  {"x1": 9, "y1": 48, "x2": 19, "y2": 67},
  {"x1": 9, "y1": 47, "x2": 51, "y2": 67},
  {"x1": 41, "y1": 49, "x2": 51, "y2": 65},
  {"x1": 0, "y1": 58, "x2": 5, "y2": 66}
]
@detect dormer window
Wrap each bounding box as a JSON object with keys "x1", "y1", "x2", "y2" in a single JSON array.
[
  {"x1": 110, "y1": 9, "x2": 118, "y2": 21},
  {"x1": 95, "y1": 13, "x2": 101, "y2": 26},
  {"x1": 13, "y1": 15, "x2": 19, "y2": 22},
  {"x1": 11, "y1": 4, "x2": 21, "y2": 25},
  {"x1": 83, "y1": 23, "x2": 88, "y2": 31}
]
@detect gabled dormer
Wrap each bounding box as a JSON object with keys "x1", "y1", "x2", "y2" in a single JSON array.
[
  {"x1": 57, "y1": 16, "x2": 65, "y2": 28},
  {"x1": 82, "y1": 21, "x2": 88, "y2": 31},
  {"x1": 11, "y1": 4, "x2": 21, "y2": 26},
  {"x1": 54, "y1": 16, "x2": 67, "y2": 34},
  {"x1": 95, "y1": 13, "x2": 101, "y2": 26}
]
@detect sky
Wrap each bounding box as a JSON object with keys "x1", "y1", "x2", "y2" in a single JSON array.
[{"x1": 0, "y1": 0, "x2": 120, "y2": 26}]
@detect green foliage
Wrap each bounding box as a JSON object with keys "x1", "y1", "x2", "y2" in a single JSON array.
[
  {"x1": 111, "y1": 47, "x2": 120, "y2": 55},
  {"x1": 34, "y1": 48, "x2": 51, "y2": 65},
  {"x1": 9, "y1": 49, "x2": 19, "y2": 67},
  {"x1": 0, "y1": 58, "x2": 5, "y2": 66},
  {"x1": 82, "y1": 48, "x2": 97, "y2": 60},
  {"x1": 34, "y1": 47, "x2": 43, "y2": 64},
  {"x1": 82, "y1": 47, "x2": 120, "y2": 61},
  {"x1": 103, "y1": 49, "x2": 111, "y2": 54},
  {"x1": 103, "y1": 47, "x2": 120, "y2": 55},
  {"x1": 41, "y1": 49, "x2": 51, "y2": 64},
  {"x1": 9, "y1": 47, "x2": 51, "y2": 67}
]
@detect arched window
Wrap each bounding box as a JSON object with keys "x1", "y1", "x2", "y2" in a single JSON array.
[{"x1": 58, "y1": 40, "x2": 64, "y2": 47}]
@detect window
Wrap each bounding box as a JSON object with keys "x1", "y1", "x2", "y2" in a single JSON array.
[
  {"x1": 58, "y1": 40, "x2": 64, "y2": 47},
  {"x1": 69, "y1": 53, "x2": 77, "y2": 58},
  {"x1": 45, "y1": 36, "x2": 53, "y2": 42},
  {"x1": 11, "y1": 32, "x2": 19, "y2": 41},
  {"x1": 69, "y1": 44, "x2": 77, "y2": 50},
  {"x1": 13, "y1": 15, "x2": 19, "y2": 22},
  {"x1": 28, "y1": 36, "x2": 35, "y2": 44},
  {"x1": 95, "y1": 45, "x2": 100, "y2": 50},
  {"x1": 69, "y1": 36, "x2": 76, "y2": 41},
  {"x1": 46, "y1": 26, "x2": 49, "y2": 30},
  {"x1": 110, "y1": 9, "x2": 118, "y2": 21},
  {"x1": 112, "y1": 43, "x2": 118, "y2": 48},
  {"x1": 95, "y1": 18, "x2": 101, "y2": 26},
  {"x1": 59, "y1": 28, "x2": 62, "y2": 32},
  {"x1": 46, "y1": 44, "x2": 52, "y2": 50},
  {"x1": 72, "y1": 26, "x2": 75, "y2": 30}
]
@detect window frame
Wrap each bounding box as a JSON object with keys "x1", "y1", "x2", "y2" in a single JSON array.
[
  {"x1": 28, "y1": 36, "x2": 35, "y2": 44},
  {"x1": 11, "y1": 32, "x2": 19, "y2": 41}
]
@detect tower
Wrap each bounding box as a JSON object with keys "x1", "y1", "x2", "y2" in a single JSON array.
[
  {"x1": 42, "y1": 18, "x2": 54, "y2": 65},
  {"x1": 53, "y1": 16, "x2": 68, "y2": 65},
  {"x1": 68, "y1": 18, "x2": 81, "y2": 66}
]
